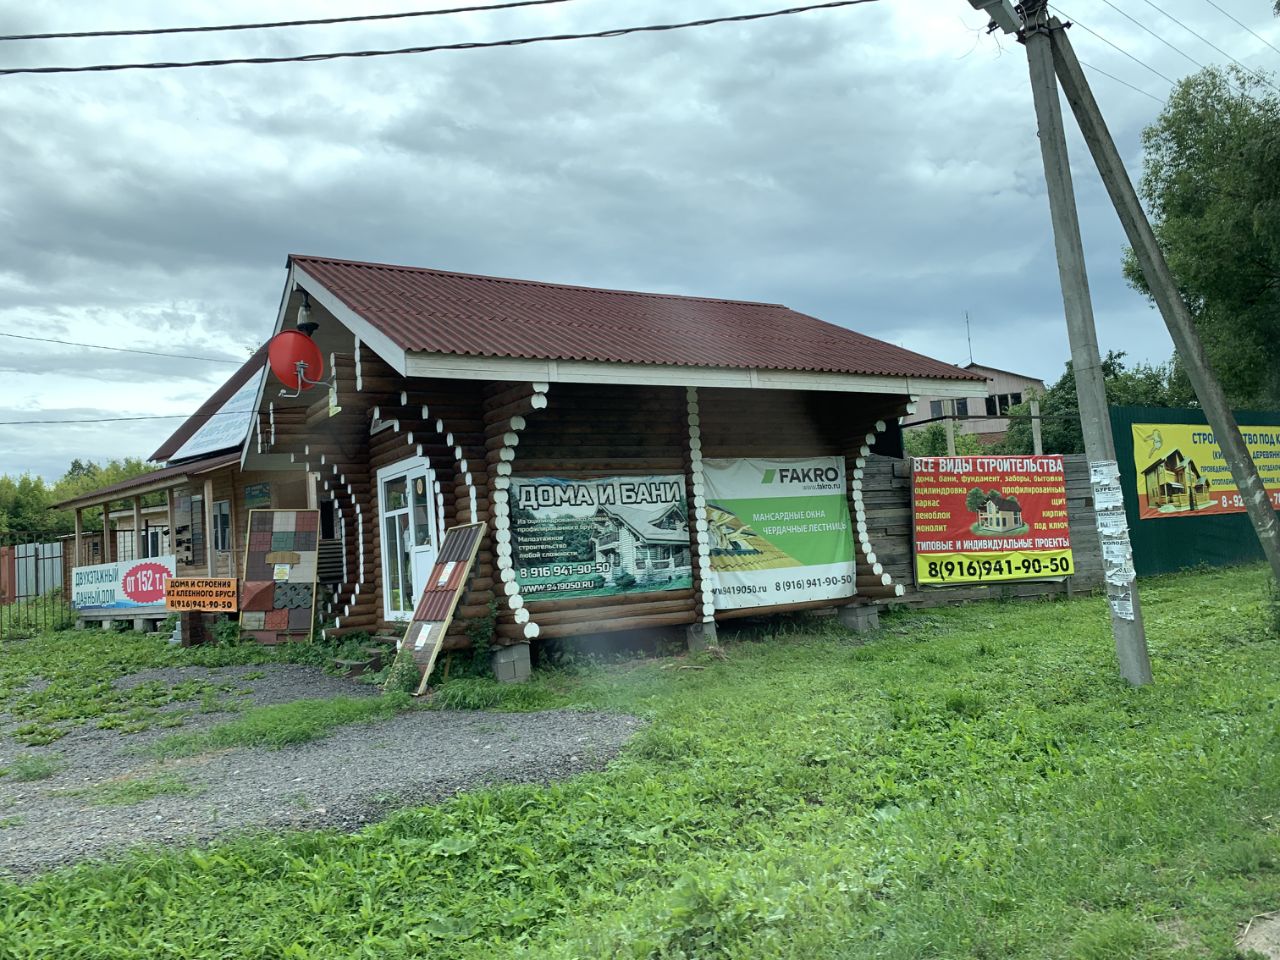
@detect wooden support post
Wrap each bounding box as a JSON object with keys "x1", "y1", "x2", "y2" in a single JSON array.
[
  {"x1": 101, "y1": 501, "x2": 113, "y2": 563},
  {"x1": 1048, "y1": 18, "x2": 1280, "y2": 585},
  {"x1": 73, "y1": 508, "x2": 83, "y2": 567},
  {"x1": 132, "y1": 497, "x2": 144, "y2": 560},
  {"x1": 1026, "y1": 11, "x2": 1152, "y2": 685},
  {"x1": 944, "y1": 399, "x2": 957, "y2": 455},
  {"x1": 166, "y1": 488, "x2": 176, "y2": 559},
  {"x1": 203, "y1": 476, "x2": 215, "y2": 575},
  {"x1": 1030, "y1": 398, "x2": 1043, "y2": 455}
]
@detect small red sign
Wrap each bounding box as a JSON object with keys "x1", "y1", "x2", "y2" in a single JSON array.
[{"x1": 121, "y1": 562, "x2": 171, "y2": 604}]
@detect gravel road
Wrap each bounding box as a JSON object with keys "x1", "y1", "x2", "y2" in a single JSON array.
[{"x1": 0, "y1": 664, "x2": 640, "y2": 877}]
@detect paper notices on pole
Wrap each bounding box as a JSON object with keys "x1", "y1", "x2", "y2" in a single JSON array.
[
  {"x1": 1095, "y1": 510, "x2": 1129, "y2": 539},
  {"x1": 1093, "y1": 483, "x2": 1125, "y2": 511},
  {"x1": 1109, "y1": 591, "x2": 1135, "y2": 620},
  {"x1": 1090, "y1": 460, "x2": 1120, "y2": 485}
]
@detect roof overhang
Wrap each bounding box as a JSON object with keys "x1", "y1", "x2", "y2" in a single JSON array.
[
  {"x1": 53, "y1": 452, "x2": 240, "y2": 511},
  {"x1": 403, "y1": 351, "x2": 978, "y2": 398}
]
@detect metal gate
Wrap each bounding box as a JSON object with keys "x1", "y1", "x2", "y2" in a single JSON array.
[{"x1": 0, "y1": 534, "x2": 71, "y2": 640}]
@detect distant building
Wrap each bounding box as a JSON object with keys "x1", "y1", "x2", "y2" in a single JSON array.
[{"x1": 904, "y1": 362, "x2": 1047, "y2": 445}]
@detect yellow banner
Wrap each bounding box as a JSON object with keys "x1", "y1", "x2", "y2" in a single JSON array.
[
  {"x1": 1131, "y1": 422, "x2": 1280, "y2": 519},
  {"x1": 915, "y1": 549, "x2": 1073, "y2": 585}
]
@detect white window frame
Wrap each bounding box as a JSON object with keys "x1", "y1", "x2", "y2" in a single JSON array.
[{"x1": 375, "y1": 456, "x2": 440, "y2": 622}]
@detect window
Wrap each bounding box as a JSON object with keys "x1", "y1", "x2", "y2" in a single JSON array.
[
  {"x1": 377, "y1": 459, "x2": 441, "y2": 621},
  {"x1": 930, "y1": 400, "x2": 944, "y2": 418},
  {"x1": 1008, "y1": 392, "x2": 1023, "y2": 407},
  {"x1": 213, "y1": 500, "x2": 231, "y2": 552},
  {"x1": 954, "y1": 398, "x2": 969, "y2": 417},
  {"x1": 191, "y1": 496, "x2": 205, "y2": 556},
  {"x1": 985, "y1": 395, "x2": 999, "y2": 417}
]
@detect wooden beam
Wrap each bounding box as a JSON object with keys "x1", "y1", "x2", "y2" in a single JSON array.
[
  {"x1": 132, "y1": 497, "x2": 144, "y2": 560},
  {"x1": 101, "y1": 501, "x2": 113, "y2": 563},
  {"x1": 203, "y1": 476, "x2": 215, "y2": 575}
]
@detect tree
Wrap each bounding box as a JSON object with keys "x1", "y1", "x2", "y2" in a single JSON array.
[
  {"x1": 903, "y1": 423, "x2": 982, "y2": 458},
  {"x1": 0, "y1": 458, "x2": 159, "y2": 541},
  {"x1": 965, "y1": 487, "x2": 987, "y2": 513},
  {"x1": 996, "y1": 352, "x2": 1194, "y2": 455},
  {"x1": 1126, "y1": 66, "x2": 1280, "y2": 410}
]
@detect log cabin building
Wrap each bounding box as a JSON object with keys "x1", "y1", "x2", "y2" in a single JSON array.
[{"x1": 234, "y1": 255, "x2": 981, "y2": 665}]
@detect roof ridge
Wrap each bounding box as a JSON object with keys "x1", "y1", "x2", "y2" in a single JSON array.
[{"x1": 288, "y1": 254, "x2": 790, "y2": 311}]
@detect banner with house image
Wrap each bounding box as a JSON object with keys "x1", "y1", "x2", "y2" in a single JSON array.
[
  {"x1": 701, "y1": 457, "x2": 855, "y2": 611},
  {"x1": 911, "y1": 455, "x2": 1073, "y2": 585},
  {"x1": 509, "y1": 476, "x2": 693, "y2": 601},
  {"x1": 1130, "y1": 422, "x2": 1280, "y2": 519}
]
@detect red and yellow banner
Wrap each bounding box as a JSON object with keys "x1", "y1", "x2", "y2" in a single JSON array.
[
  {"x1": 912, "y1": 455, "x2": 1074, "y2": 585},
  {"x1": 1131, "y1": 422, "x2": 1280, "y2": 519}
]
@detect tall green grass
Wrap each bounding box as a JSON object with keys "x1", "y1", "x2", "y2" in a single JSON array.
[{"x1": 2, "y1": 566, "x2": 1279, "y2": 959}]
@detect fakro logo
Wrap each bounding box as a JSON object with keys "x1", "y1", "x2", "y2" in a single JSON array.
[{"x1": 763, "y1": 466, "x2": 841, "y2": 485}]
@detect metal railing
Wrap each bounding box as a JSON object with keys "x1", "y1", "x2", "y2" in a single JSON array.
[{"x1": 0, "y1": 534, "x2": 72, "y2": 641}]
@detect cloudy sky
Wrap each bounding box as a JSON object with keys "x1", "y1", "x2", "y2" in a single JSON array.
[{"x1": 1, "y1": 0, "x2": 1277, "y2": 479}]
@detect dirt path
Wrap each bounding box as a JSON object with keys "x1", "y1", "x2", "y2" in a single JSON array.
[{"x1": 0, "y1": 664, "x2": 640, "y2": 876}]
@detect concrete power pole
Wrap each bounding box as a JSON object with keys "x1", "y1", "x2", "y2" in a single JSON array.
[
  {"x1": 971, "y1": 0, "x2": 1153, "y2": 684},
  {"x1": 1047, "y1": 19, "x2": 1280, "y2": 586}
]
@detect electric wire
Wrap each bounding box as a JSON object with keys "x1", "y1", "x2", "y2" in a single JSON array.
[
  {"x1": 0, "y1": 0, "x2": 583, "y2": 43},
  {"x1": 1093, "y1": 0, "x2": 1206, "y2": 71},
  {"x1": 1137, "y1": 0, "x2": 1280, "y2": 94},
  {"x1": 1197, "y1": 0, "x2": 1280, "y2": 59},
  {"x1": 1077, "y1": 57, "x2": 1164, "y2": 102},
  {"x1": 0, "y1": 1, "x2": 883, "y2": 77},
  {"x1": 0, "y1": 332, "x2": 244, "y2": 364},
  {"x1": 0, "y1": 411, "x2": 243, "y2": 425},
  {"x1": 1051, "y1": 6, "x2": 1179, "y2": 86}
]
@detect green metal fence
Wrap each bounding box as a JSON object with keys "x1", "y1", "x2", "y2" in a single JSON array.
[{"x1": 1110, "y1": 405, "x2": 1279, "y2": 576}]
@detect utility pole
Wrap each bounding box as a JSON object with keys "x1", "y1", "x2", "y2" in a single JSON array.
[
  {"x1": 971, "y1": 0, "x2": 1152, "y2": 683},
  {"x1": 1047, "y1": 19, "x2": 1280, "y2": 586}
]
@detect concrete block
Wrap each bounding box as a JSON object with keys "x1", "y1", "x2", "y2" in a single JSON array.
[
  {"x1": 686, "y1": 620, "x2": 717, "y2": 653},
  {"x1": 133, "y1": 618, "x2": 147, "y2": 633},
  {"x1": 838, "y1": 604, "x2": 879, "y2": 636},
  {"x1": 491, "y1": 642, "x2": 531, "y2": 683}
]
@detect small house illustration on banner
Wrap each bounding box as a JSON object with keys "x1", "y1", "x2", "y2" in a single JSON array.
[
  {"x1": 981, "y1": 494, "x2": 1023, "y2": 531},
  {"x1": 590, "y1": 503, "x2": 692, "y2": 584},
  {"x1": 966, "y1": 488, "x2": 1027, "y2": 535},
  {"x1": 1142, "y1": 449, "x2": 1211, "y2": 511}
]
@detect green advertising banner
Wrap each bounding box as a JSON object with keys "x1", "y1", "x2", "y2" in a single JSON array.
[
  {"x1": 510, "y1": 476, "x2": 693, "y2": 601},
  {"x1": 701, "y1": 457, "x2": 855, "y2": 611}
]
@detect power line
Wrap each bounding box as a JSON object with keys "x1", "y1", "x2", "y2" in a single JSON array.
[
  {"x1": 0, "y1": 0, "x2": 883, "y2": 77},
  {"x1": 1137, "y1": 0, "x2": 1280, "y2": 95},
  {"x1": 1052, "y1": 7, "x2": 1178, "y2": 86},
  {"x1": 0, "y1": 332, "x2": 243, "y2": 364},
  {"x1": 0, "y1": 411, "x2": 241, "y2": 425},
  {"x1": 0, "y1": 0, "x2": 582, "y2": 43},
  {"x1": 1077, "y1": 57, "x2": 1164, "y2": 103},
  {"x1": 1197, "y1": 0, "x2": 1280, "y2": 59},
  {"x1": 1094, "y1": 0, "x2": 1206, "y2": 72}
]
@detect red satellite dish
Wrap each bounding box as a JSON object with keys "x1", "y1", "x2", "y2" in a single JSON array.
[{"x1": 268, "y1": 330, "x2": 324, "y2": 392}]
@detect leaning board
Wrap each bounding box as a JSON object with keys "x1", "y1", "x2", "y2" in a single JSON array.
[
  {"x1": 238, "y1": 509, "x2": 320, "y2": 643},
  {"x1": 401, "y1": 522, "x2": 487, "y2": 696}
]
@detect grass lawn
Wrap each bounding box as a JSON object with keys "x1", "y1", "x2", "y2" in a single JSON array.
[{"x1": 3, "y1": 566, "x2": 1280, "y2": 958}]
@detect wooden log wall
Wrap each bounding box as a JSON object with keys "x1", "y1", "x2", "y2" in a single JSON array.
[
  {"x1": 507, "y1": 381, "x2": 693, "y2": 641},
  {"x1": 484, "y1": 381, "x2": 550, "y2": 644},
  {"x1": 699, "y1": 387, "x2": 910, "y2": 606},
  {"x1": 858, "y1": 452, "x2": 1104, "y2": 605}
]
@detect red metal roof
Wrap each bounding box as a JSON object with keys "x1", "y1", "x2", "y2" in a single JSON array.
[{"x1": 290, "y1": 255, "x2": 979, "y2": 382}]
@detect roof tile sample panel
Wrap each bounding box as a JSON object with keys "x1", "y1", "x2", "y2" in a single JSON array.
[
  {"x1": 398, "y1": 522, "x2": 486, "y2": 696},
  {"x1": 240, "y1": 509, "x2": 321, "y2": 643}
]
